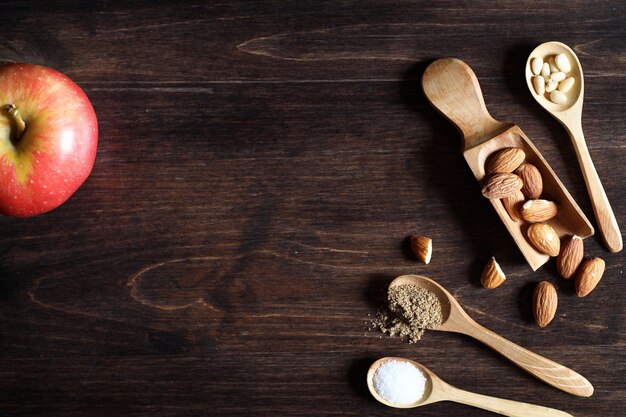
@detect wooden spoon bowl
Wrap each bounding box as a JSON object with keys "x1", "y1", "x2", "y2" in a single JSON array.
[
  {"x1": 525, "y1": 42, "x2": 583, "y2": 113},
  {"x1": 422, "y1": 58, "x2": 593, "y2": 270},
  {"x1": 367, "y1": 357, "x2": 434, "y2": 409}
]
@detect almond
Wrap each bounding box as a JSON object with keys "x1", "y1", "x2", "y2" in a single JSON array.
[
  {"x1": 502, "y1": 190, "x2": 525, "y2": 222},
  {"x1": 556, "y1": 235, "x2": 584, "y2": 279},
  {"x1": 533, "y1": 281, "x2": 558, "y2": 327},
  {"x1": 520, "y1": 199, "x2": 558, "y2": 223},
  {"x1": 575, "y1": 257, "x2": 605, "y2": 297},
  {"x1": 485, "y1": 147, "x2": 526, "y2": 174},
  {"x1": 481, "y1": 257, "x2": 506, "y2": 289},
  {"x1": 516, "y1": 163, "x2": 543, "y2": 199},
  {"x1": 527, "y1": 223, "x2": 560, "y2": 256},
  {"x1": 410, "y1": 236, "x2": 432, "y2": 264},
  {"x1": 481, "y1": 173, "x2": 523, "y2": 199}
]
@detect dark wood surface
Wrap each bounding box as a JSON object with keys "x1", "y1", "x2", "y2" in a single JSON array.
[{"x1": 0, "y1": 1, "x2": 624, "y2": 416}]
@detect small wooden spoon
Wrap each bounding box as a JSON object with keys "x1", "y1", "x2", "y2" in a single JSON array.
[
  {"x1": 367, "y1": 357, "x2": 573, "y2": 416},
  {"x1": 422, "y1": 58, "x2": 593, "y2": 270},
  {"x1": 390, "y1": 275, "x2": 594, "y2": 397},
  {"x1": 526, "y1": 41, "x2": 622, "y2": 253}
]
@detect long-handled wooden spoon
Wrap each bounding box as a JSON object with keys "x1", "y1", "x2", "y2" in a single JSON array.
[
  {"x1": 368, "y1": 357, "x2": 574, "y2": 416},
  {"x1": 422, "y1": 58, "x2": 593, "y2": 271},
  {"x1": 390, "y1": 275, "x2": 593, "y2": 397},
  {"x1": 526, "y1": 41, "x2": 622, "y2": 253}
]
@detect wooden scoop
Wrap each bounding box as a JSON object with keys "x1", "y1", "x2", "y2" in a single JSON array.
[
  {"x1": 422, "y1": 58, "x2": 593, "y2": 271},
  {"x1": 368, "y1": 357, "x2": 574, "y2": 416},
  {"x1": 390, "y1": 275, "x2": 594, "y2": 397}
]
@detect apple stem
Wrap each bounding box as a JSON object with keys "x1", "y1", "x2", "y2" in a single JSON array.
[{"x1": 4, "y1": 104, "x2": 26, "y2": 143}]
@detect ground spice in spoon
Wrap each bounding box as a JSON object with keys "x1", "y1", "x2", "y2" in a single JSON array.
[{"x1": 372, "y1": 284, "x2": 443, "y2": 343}]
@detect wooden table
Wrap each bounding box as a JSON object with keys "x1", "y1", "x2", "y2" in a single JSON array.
[{"x1": 1, "y1": 2, "x2": 624, "y2": 416}]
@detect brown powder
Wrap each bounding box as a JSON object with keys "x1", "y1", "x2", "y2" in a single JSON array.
[{"x1": 372, "y1": 284, "x2": 443, "y2": 343}]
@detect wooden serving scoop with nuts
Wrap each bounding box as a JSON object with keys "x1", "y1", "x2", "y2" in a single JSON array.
[{"x1": 422, "y1": 58, "x2": 593, "y2": 271}]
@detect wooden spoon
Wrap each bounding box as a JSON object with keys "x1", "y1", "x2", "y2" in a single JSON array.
[
  {"x1": 525, "y1": 41, "x2": 622, "y2": 253},
  {"x1": 367, "y1": 357, "x2": 573, "y2": 416},
  {"x1": 422, "y1": 58, "x2": 593, "y2": 271},
  {"x1": 390, "y1": 275, "x2": 594, "y2": 397}
]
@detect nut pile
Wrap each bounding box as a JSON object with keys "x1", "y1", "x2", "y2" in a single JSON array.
[
  {"x1": 481, "y1": 146, "x2": 559, "y2": 254},
  {"x1": 531, "y1": 247, "x2": 605, "y2": 327},
  {"x1": 529, "y1": 53, "x2": 576, "y2": 104},
  {"x1": 403, "y1": 158, "x2": 607, "y2": 330},
  {"x1": 480, "y1": 146, "x2": 606, "y2": 327}
]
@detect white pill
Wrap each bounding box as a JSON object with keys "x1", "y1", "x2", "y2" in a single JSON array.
[
  {"x1": 541, "y1": 62, "x2": 551, "y2": 78},
  {"x1": 550, "y1": 72, "x2": 566, "y2": 82},
  {"x1": 548, "y1": 56, "x2": 559, "y2": 73},
  {"x1": 558, "y1": 77, "x2": 575, "y2": 93},
  {"x1": 531, "y1": 57, "x2": 543, "y2": 75},
  {"x1": 550, "y1": 90, "x2": 567, "y2": 104},
  {"x1": 555, "y1": 53, "x2": 572, "y2": 72},
  {"x1": 545, "y1": 79, "x2": 559, "y2": 93},
  {"x1": 533, "y1": 75, "x2": 545, "y2": 95}
]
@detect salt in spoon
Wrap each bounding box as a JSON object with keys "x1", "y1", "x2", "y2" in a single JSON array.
[
  {"x1": 367, "y1": 357, "x2": 573, "y2": 416},
  {"x1": 389, "y1": 274, "x2": 593, "y2": 397},
  {"x1": 526, "y1": 41, "x2": 622, "y2": 253}
]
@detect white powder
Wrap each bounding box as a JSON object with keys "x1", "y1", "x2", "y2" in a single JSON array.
[{"x1": 372, "y1": 360, "x2": 427, "y2": 406}]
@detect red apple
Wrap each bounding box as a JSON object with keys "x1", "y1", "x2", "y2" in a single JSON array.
[{"x1": 0, "y1": 63, "x2": 97, "y2": 217}]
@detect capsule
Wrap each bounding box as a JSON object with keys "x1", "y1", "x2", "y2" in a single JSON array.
[
  {"x1": 533, "y1": 75, "x2": 545, "y2": 95},
  {"x1": 546, "y1": 79, "x2": 559, "y2": 93},
  {"x1": 550, "y1": 72, "x2": 566, "y2": 82},
  {"x1": 550, "y1": 90, "x2": 567, "y2": 104},
  {"x1": 558, "y1": 77, "x2": 575, "y2": 93},
  {"x1": 555, "y1": 53, "x2": 572, "y2": 73},
  {"x1": 531, "y1": 57, "x2": 543, "y2": 75}
]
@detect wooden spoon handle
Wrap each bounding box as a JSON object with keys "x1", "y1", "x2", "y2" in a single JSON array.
[
  {"x1": 464, "y1": 322, "x2": 593, "y2": 397},
  {"x1": 442, "y1": 383, "x2": 573, "y2": 417},
  {"x1": 422, "y1": 58, "x2": 507, "y2": 150},
  {"x1": 567, "y1": 125, "x2": 622, "y2": 253}
]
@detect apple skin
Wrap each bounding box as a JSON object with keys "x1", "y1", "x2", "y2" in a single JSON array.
[{"x1": 0, "y1": 63, "x2": 98, "y2": 217}]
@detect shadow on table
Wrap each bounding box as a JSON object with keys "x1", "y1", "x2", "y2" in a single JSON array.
[
  {"x1": 347, "y1": 356, "x2": 379, "y2": 402},
  {"x1": 0, "y1": 263, "x2": 22, "y2": 303},
  {"x1": 363, "y1": 273, "x2": 394, "y2": 310}
]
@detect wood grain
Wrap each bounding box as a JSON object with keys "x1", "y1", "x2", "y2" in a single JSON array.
[{"x1": 0, "y1": 1, "x2": 624, "y2": 416}]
